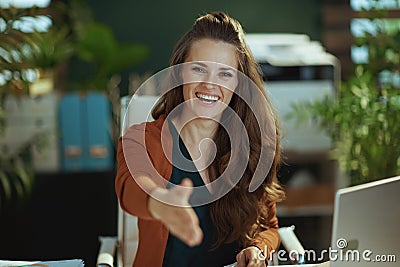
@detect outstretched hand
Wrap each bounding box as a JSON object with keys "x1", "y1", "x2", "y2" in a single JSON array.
[{"x1": 148, "y1": 178, "x2": 203, "y2": 247}]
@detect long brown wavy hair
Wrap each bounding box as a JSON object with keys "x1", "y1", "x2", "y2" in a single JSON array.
[{"x1": 152, "y1": 11, "x2": 285, "y2": 248}]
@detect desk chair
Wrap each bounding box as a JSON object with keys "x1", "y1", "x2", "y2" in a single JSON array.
[{"x1": 97, "y1": 95, "x2": 305, "y2": 266}]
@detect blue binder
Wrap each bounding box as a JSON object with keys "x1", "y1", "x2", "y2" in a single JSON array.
[
  {"x1": 59, "y1": 93, "x2": 84, "y2": 171},
  {"x1": 83, "y1": 92, "x2": 113, "y2": 171}
]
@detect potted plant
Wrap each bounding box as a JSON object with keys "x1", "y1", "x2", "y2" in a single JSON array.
[
  {"x1": 288, "y1": 4, "x2": 400, "y2": 185},
  {"x1": 63, "y1": 0, "x2": 149, "y2": 158},
  {"x1": 0, "y1": 4, "x2": 74, "y2": 95},
  {"x1": 0, "y1": 2, "x2": 150, "y2": 207},
  {"x1": 63, "y1": 0, "x2": 149, "y2": 92},
  {"x1": 0, "y1": 5, "x2": 70, "y2": 208}
]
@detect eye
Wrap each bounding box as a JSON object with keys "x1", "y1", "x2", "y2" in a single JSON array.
[
  {"x1": 219, "y1": 72, "x2": 233, "y2": 77},
  {"x1": 192, "y1": 66, "x2": 207, "y2": 73}
]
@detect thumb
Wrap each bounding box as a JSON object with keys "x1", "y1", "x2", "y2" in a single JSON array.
[{"x1": 172, "y1": 178, "x2": 194, "y2": 201}]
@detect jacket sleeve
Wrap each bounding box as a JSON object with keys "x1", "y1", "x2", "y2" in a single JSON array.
[
  {"x1": 115, "y1": 130, "x2": 159, "y2": 220},
  {"x1": 250, "y1": 202, "x2": 280, "y2": 257}
]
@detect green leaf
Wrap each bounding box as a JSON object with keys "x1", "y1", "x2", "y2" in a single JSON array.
[
  {"x1": 77, "y1": 23, "x2": 116, "y2": 64},
  {"x1": 14, "y1": 160, "x2": 33, "y2": 195},
  {"x1": 75, "y1": 22, "x2": 149, "y2": 90},
  {"x1": 360, "y1": 97, "x2": 368, "y2": 109},
  {"x1": 103, "y1": 43, "x2": 149, "y2": 75},
  {"x1": 0, "y1": 170, "x2": 12, "y2": 201}
]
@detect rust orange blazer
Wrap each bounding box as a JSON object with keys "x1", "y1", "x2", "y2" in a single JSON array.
[{"x1": 115, "y1": 114, "x2": 280, "y2": 267}]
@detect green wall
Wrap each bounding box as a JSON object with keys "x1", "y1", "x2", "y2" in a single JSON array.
[{"x1": 86, "y1": 0, "x2": 323, "y2": 91}]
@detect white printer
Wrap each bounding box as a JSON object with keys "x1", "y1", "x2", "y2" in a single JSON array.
[{"x1": 246, "y1": 33, "x2": 340, "y2": 153}]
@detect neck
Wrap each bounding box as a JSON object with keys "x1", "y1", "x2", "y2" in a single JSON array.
[
  {"x1": 171, "y1": 110, "x2": 220, "y2": 188},
  {"x1": 174, "y1": 116, "x2": 219, "y2": 145}
]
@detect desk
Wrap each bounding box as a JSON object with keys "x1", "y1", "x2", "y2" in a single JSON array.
[{"x1": 0, "y1": 171, "x2": 117, "y2": 267}]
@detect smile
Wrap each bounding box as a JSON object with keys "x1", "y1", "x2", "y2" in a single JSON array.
[{"x1": 195, "y1": 92, "x2": 221, "y2": 104}]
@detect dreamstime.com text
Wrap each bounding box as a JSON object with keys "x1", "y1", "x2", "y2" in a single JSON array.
[{"x1": 267, "y1": 248, "x2": 397, "y2": 263}]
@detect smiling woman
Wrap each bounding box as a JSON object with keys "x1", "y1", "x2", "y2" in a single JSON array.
[
  {"x1": 116, "y1": 12, "x2": 285, "y2": 267},
  {"x1": 181, "y1": 46, "x2": 237, "y2": 119}
]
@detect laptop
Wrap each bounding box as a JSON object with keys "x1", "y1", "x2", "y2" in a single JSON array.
[
  {"x1": 225, "y1": 177, "x2": 400, "y2": 267},
  {"x1": 330, "y1": 176, "x2": 400, "y2": 266}
]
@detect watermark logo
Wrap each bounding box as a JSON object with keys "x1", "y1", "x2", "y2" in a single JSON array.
[
  {"x1": 336, "y1": 238, "x2": 348, "y2": 249},
  {"x1": 263, "y1": 238, "x2": 397, "y2": 264}
]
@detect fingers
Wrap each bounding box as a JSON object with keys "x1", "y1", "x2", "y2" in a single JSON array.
[
  {"x1": 236, "y1": 251, "x2": 246, "y2": 267},
  {"x1": 176, "y1": 179, "x2": 202, "y2": 246},
  {"x1": 167, "y1": 205, "x2": 203, "y2": 246},
  {"x1": 169, "y1": 218, "x2": 203, "y2": 247},
  {"x1": 180, "y1": 178, "x2": 193, "y2": 188},
  {"x1": 236, "y1": 247, "x2": 267, "y2": 267},
  {"x1": 170, "y1": 178, "x2": 194, "y2": 205},
  {"x1": 149, "y1": 178, "x2": 203, "y2": 247},
  {"x1": 177, "y1": 179, "x2": 203, "y2": 246}
]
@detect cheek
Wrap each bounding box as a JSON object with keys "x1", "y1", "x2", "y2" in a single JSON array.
[
  {"x1": 231, "y1": 76, "x2": 239, "y2": 91},
  {"x1": 182, "y1": 84, "x2": 190, "y2": 101},
  {"x1": 223, "y1": 77, "x2": 237, "y2": 104},
  {"x1": 182, "y1": 83, "x2": 198, "y2": 101},
  {"x1": 218, "y1": 76, "x2": 238, "y2": 93},
  {"x1": 223, "y1": 88, "x2": 234, "y2": 104}
]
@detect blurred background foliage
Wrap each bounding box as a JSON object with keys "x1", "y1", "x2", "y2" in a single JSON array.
[
  {"x1": 288, "y1": 3, "x2": 400, "y2": 185},
  {"x1": 0, "y1": 0, "x2": 149, "y2": 208}
]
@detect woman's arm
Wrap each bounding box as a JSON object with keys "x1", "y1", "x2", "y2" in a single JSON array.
[
  {"x1": 250, "y1": 202, "x2": 280, "y2": 258},
  {"x1": 115, "y1": 135, "x2": 203, "y2": 245},
  {"x1": 115, "y1": 135, "x2": 159, "y2": 219},
  {"x1": 236, "y1": 202, "x2": 280, "y2": 266}
]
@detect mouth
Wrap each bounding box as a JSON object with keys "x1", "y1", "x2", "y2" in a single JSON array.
[{"x1": 195, "y1": 92, "x2": 221, "y2": 104}]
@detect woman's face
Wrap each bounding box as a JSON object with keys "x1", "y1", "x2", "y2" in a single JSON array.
[{"x1": 181, "y1": 38, "x2": 239, "y2": 119}]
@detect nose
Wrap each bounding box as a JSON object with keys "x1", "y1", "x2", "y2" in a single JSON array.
[
  {"x1": 205, "y1": 82, "x2": 218, "y2": 90},
  {"x1": 203, "y1": 71, "x2": 219, "y2": 87}
]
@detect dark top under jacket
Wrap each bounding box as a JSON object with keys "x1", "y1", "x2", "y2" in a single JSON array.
[{"x1": 162, "y1": 119, "x2": 241, "y2": 267}]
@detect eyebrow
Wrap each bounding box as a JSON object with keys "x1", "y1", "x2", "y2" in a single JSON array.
[{"x1": 191, "y1": 61, "x2": 236, "y2": 71}]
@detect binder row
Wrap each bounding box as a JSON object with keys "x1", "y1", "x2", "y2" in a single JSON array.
[
  {"x1": 59, "y1": 92, "x2": 113, "y2": 172},
  {"x1": 1, "y1": 92, "x2": 113, "y2": 173}
]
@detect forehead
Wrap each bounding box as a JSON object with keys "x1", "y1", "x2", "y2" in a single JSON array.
[{"x1": 185, "y1": 38, "x2": 238, "y2": 69}]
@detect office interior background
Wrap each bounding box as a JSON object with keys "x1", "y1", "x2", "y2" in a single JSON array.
[{"x1": 0, "y1": 0, "x2": 399, "y2": 266}]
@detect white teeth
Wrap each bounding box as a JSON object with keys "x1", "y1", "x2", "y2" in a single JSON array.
[{"x1": 196, "y1": 93, "x2": 220, "y2": 101}]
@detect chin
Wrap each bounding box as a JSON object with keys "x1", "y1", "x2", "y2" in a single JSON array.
[{"x1": 193, "y1": 108, "x2": 225, "y2": 121}]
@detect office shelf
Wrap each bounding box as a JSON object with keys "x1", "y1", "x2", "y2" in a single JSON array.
[{"x1": 277, "y1": 183, "x2": 335, "y2": 217}]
